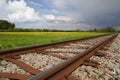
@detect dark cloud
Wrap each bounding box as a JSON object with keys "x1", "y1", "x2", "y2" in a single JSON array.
[{"x1": 75, "y1": 0, "x2": 120, "y2": 27}]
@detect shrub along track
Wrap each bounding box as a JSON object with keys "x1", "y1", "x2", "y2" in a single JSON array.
[{"x1": 0, "y1": 33, "x2": 118, "y2": 80}]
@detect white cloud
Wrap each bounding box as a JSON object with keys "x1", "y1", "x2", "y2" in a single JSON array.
[
  {"x1": 0, "y1": 0, "x2": 40, "y2": 22},
  {"x1": 51, "y1": 9, "x2": 59, "y2": 14},
  {"x1": 30, "y1": 1, "x2": 42, "y2": 7},
  {"x1": 44, "y1": 14, "x2": 55, "y2": 20},
  {"x1": 0, "y1": 0, "x2": 89, "y2": 30},
  {"x1": 2, "y1": 0, "x2": 119, "y2": 30},
  {"x1": 56, "y1": 16, "x2": 71, "y2": 21},
  {"x1": 44, "y1": 14, "x2": 72, "y2": 22},
  {"x1": 0, "y1": 0, "x2": 8, "y2": 19},
  {"x1": 53, "y1": 0, "x2": 67, "y2": 9}
]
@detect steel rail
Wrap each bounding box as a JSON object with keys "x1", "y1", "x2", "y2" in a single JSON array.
[{"x1": 28, "y1": 34, "x2": 118, "y2": 80}]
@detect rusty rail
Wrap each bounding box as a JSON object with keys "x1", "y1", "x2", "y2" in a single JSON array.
[{"x1": 28, "y1": 34, "x2": 118, "y2": 80}]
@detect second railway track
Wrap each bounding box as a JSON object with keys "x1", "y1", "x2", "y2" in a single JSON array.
[{"x1": 0, "y1": 33, "x2": 118, "y2": 80}]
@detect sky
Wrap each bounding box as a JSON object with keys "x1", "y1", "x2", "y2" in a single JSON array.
[{"x1": 0, "y1": 0, "x2": 120, "y2": 30}]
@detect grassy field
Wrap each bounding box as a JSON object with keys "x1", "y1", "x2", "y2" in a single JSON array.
[{"x1": 0, "y1": 32, "x2": 110, "y2": 50}]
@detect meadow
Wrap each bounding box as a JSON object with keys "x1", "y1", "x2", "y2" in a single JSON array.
[{"x1": 0, "y1": 32, "x2": 110, "y2": 50}]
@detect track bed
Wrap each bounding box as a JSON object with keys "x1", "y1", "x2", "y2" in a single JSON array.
[{"x1": 0, "y1": 34, "x2": 118, "y2": 80}]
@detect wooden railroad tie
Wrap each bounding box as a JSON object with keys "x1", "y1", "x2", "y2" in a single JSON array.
[
  {"x1": 83, "y1": 59, "x2": 100, "y2": 67},
  {"x1": 94, "y1": 51, "x2": 106, "y2": 57}
]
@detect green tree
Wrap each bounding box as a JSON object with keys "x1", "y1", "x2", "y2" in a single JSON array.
[{"x1": 0, "y1": 20, "x2": 15, "y2": 30}]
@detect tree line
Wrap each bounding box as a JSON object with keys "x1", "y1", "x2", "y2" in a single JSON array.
[
  {"x1": 0, "y1": 20, "x2": 117, "y2": 32},
  {"x1": 88, "y1": 27, "x2": 116, "y2": 32}
]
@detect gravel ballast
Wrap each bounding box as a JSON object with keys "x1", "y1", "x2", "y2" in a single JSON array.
[
  {"x1": 0, "y1": 60, "x2": 29, "y2": 74},
  {"x1": 20, "y1": 53, "x2": 65, "y2": 71},
  {"x1": 44, "y1": 35, "x2": 111, "y2": 58},
  {"x1": 70, "y1": 34, "x2": 120, "y2": 80}
]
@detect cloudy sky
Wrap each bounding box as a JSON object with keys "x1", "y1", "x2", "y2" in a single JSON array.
[{"x1": 0, "y1": 0, "x2": 120, "y2": 30}]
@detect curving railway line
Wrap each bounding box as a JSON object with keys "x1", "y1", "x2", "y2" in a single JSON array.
[{"x1": 0, "y1": 33, "x2": 118, "y2": 80}]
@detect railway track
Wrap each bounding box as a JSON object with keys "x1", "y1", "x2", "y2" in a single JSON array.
[{"x1": 0, "y1": 33, "x2": 118, "y2": 80}]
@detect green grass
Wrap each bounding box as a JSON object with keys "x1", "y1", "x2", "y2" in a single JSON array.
[{"x1": 0, "y1": 32, "x2": 110, "y2": 50}]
